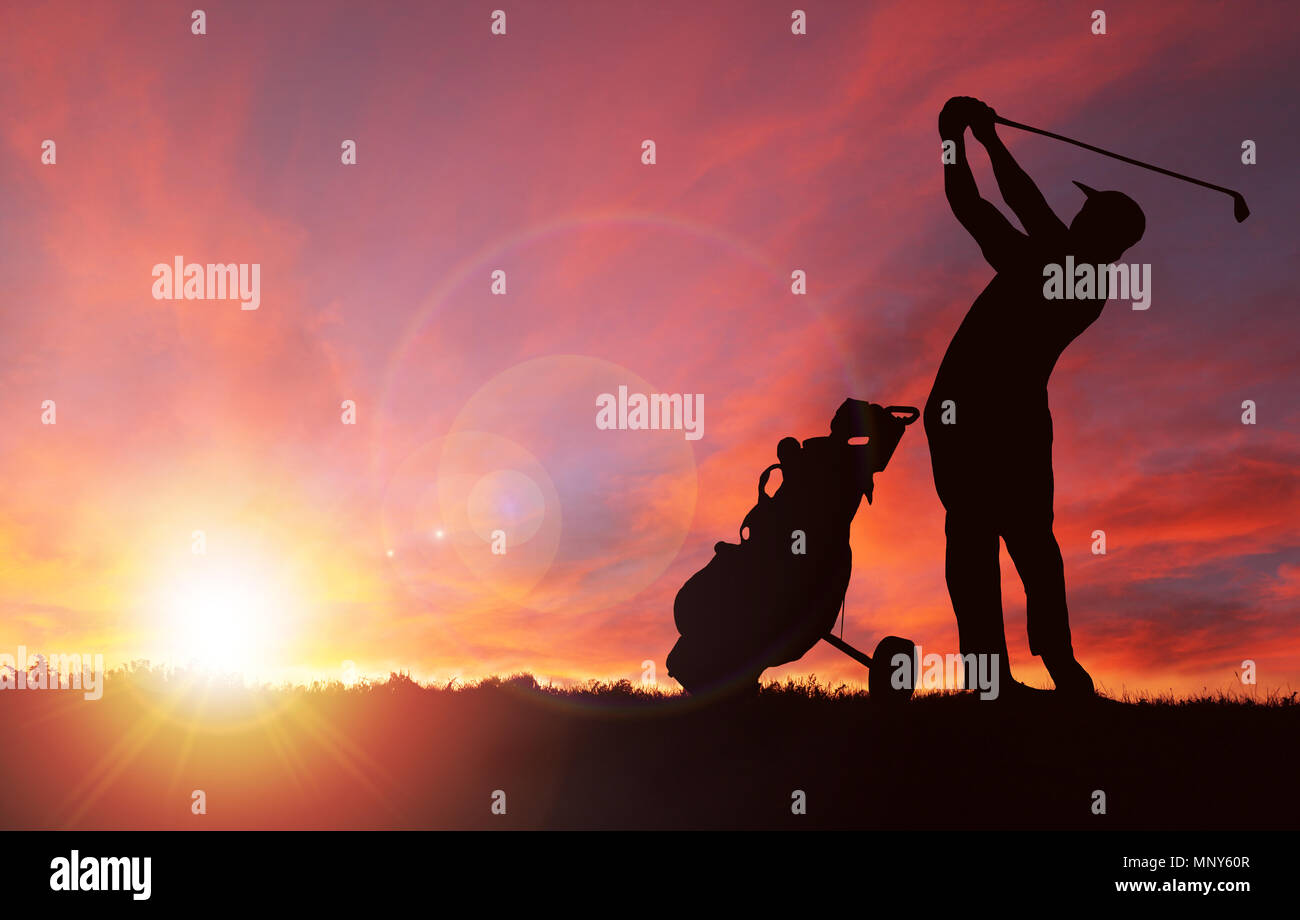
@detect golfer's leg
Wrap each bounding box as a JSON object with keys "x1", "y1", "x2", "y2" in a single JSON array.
[
  {"x1": 1004, "y1": 516, "x2": 1094, "y2": 695},
  {"x1": 944, "y1": 511, "x2": 1011, "y2": 688},
  {"x1": 1000, "y1": 434, "x2": 1072, "y2": 660},
  {"x1": 1002, "y1": 523, "x2": 1070, "y2": 657}
]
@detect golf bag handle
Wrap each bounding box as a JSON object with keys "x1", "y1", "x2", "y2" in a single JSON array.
[
  {"x1": 738, "y1": 463, "x2": 782, "y2": 542},
  {"x1": 885, "y1": 405, "x2": 920, "y2": 426}
]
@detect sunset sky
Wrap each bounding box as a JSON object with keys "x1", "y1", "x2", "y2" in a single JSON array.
[{"x1": 1, "y1": 0, "x2": 1295, "y2": 696}]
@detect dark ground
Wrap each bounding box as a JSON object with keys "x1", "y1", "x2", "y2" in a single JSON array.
[{"x1": 2, "y1": 669, "x2": 1296, "y2": 830}]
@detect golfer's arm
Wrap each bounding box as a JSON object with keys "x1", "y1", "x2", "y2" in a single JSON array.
[
  {"x1": 983, "y1": 130, "x2": 1067, "y2": 237},
  {"x1": 945, "y1": 136, "x2": 1024, "y2": 269}
]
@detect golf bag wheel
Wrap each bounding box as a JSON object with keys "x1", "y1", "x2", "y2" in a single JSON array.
[{"x1": 869, "y1": 635, "x2": 917, "y2": 702}]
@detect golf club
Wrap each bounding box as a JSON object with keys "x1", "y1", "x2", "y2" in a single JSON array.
[{"x1": 994, "y1": 115, "x2": 1250, "y2": 222}]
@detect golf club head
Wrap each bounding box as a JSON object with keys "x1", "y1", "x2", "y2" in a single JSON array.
[{"x1": 1232, "y1": 192, "x2": 1250, "y2": 223}]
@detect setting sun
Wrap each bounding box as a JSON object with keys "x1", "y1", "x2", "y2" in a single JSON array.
[{"x1": 146, "y1": 555, "x2": 294, "y2": 677}]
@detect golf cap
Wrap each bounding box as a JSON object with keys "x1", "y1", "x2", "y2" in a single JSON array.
[{"x1": 1073, "y1": 180, "x2": 1146, "y2": 246}]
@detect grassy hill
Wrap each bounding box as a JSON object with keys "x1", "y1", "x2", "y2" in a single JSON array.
[{"x1": 1, "y1": 666, "x2": 1296, "y2": 830}]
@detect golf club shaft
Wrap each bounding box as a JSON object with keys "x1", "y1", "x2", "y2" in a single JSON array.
[{"x1": 994, "y1": 116, "x2": 1240, "y2": 199}]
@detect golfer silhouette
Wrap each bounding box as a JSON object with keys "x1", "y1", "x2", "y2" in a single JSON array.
[{"x1": 924, "y1": 96, "x2": 1145, "y2": 697}]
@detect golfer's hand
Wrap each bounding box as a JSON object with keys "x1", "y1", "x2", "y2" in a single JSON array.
[
  {"x1": 968, "y1": 101, "x2": 998, "y2": 144},
  {"x1": 938, "y1": 97, "x2": 968, "y2": 140}
]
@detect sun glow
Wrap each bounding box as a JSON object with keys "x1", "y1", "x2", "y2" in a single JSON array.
[{"x1": 147, "y1": 554, "x2": 296, "y2": 677}]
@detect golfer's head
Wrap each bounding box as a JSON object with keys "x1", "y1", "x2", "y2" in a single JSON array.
[{"x1": 1069, "y1": 181, "x2": 1145, "y2": 263}]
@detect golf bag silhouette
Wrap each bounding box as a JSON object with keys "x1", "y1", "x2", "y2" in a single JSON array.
[{"x1": 667, "y1": 399, "x2": 918, "y2": 695}]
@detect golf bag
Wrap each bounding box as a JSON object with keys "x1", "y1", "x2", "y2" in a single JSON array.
[{"x1": 667, "y1": 399, "x2": 918, "y2": 694}]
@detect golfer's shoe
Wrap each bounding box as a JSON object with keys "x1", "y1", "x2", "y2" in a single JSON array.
[
  {"x1": 1043, "y1": 654, "x2": 1096, "y2": 698},
  {"x1": 993, "y1": 678, "x2": 1050, "y2": 702}
]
